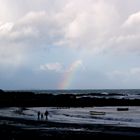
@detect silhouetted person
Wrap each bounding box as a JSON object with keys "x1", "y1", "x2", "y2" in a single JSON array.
[
  {"x1": 41, "y1": 113, "x2": 44, "y2": 120},
  {"x1": 37, "y1": 111, "x2": 41, "y2": 120},
  {"x1": 44, "y1": 110, "x2": 49, "y2": 120}
]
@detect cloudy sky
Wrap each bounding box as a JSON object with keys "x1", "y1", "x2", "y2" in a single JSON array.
[{"x1": 1, "y1": 0, "x2": 140, "y2": 90}]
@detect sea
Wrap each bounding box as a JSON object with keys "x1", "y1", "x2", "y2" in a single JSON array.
[{"x1": 7, "y1": 89, "x2": 140, "y2": 100}]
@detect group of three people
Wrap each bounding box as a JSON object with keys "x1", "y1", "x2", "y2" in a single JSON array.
[{"x1": 37, "y1": 110, "x2": 49, "y2": 120}]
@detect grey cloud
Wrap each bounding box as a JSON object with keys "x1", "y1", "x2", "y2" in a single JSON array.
[
  {"x1": 1, "y1": 0, "x2": 140, "y2": 53},
  {"x1": 0, "y1": 1, "x2": 119, "y2": 49}
]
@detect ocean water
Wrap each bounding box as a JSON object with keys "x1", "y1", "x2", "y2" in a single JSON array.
[
  {"x1": 33, "y1": 89, "x2": 140, "y2": 99},
  {"x1": 32, "y1": 89, "x2": 140, "y2": 95},
  {"x1": 7, "y1": 89, "x2": 140, "y2": 99}
]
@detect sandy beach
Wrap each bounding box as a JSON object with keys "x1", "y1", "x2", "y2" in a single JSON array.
[
  {"x1": 1, "y1": 107, "x2": 140, "y2": 139},
  {"x1": 0, "y1": 116, "x2": 140, "y2": 139}
]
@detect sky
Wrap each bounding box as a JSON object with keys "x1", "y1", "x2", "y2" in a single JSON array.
[{"x1": 1, "y1": 0, "x2": 140, "y2": 90}]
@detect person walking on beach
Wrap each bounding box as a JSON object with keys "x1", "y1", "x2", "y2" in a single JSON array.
[
  {"x1": 41, "y1": 113, "x2": 44, "y2": 120},
  {"x1": 37, "y1": 111, "x2": 41, "y2": 120},
  {"x1": 44, "y1": 110, "x2": 49, "y2": 120}
]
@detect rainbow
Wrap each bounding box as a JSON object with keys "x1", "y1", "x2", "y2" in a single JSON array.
[{"x1": 59, "y1": 60, "x2": 82, "y2": 89}]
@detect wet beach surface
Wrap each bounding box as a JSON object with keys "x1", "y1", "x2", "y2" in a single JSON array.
[
  {"x1": 1, "y1": 107, "x2": 140, "y2": 139},
  {"x1": 1, "y1": 116, "x2": 140, "y2": 139}
]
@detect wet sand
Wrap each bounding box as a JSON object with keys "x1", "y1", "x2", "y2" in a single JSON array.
[{"x1": 0, "y1": 115, "x2": 140, "y2": 139}]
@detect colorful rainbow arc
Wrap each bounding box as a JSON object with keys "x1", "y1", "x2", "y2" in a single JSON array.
[{"x1": 59, "y1": 61, "x2": 81, "y2": 89}]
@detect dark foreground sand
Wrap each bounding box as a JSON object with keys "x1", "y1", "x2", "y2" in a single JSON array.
[{"x1": 0, "y1": 116, "x2": 140, "y2": 139}]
